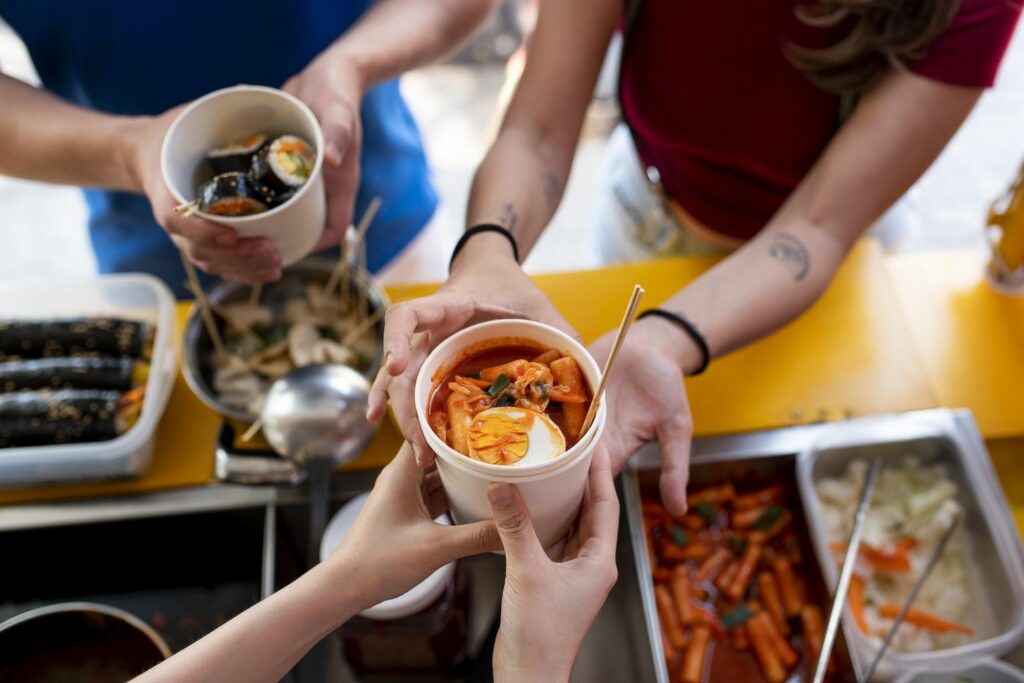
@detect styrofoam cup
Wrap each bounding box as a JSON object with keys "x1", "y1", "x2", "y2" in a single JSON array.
[
  {"x1": 414, "y1": 320, "x2": 607, "y2": 549},
  {"x1": 161, "y1": 85, "x2": 326, "y2": 266}
]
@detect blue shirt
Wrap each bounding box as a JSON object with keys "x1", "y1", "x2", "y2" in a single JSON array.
[{"x1": 0, "y1": 0, "x2": 437, "y2": 298}]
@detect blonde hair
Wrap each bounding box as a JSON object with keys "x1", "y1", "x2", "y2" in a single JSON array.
[{"x1": 788, "y1": 0, "x2": 964, "y2": 95}]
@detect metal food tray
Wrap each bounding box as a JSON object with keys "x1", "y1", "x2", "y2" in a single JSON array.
[
  {"x1": 623, "y1": 424, "x2": 859, "y2": 683},
  {"x1": 797, "y1": 411, "x2": 1024, "y2": 680}
]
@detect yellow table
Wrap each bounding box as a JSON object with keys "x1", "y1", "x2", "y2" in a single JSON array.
[
  {"x1": 887, "y1": 250, "x2": 1024, "y2": 438},
  {"x1": 0, "y1": 239, "x2": 939, "y2": 505}
]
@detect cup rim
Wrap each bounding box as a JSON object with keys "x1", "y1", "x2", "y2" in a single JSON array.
[
  {"x1": 159, "y1": 84, "x2": 325, "y2": 224},
  {"x1": 414, "y1": 319, "x2": 606, "y2": 478}
]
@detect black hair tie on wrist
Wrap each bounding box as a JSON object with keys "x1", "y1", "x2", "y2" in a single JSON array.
[
  {"x1": 449, "y1": 224, "x2": 520, "y2": 273},
  {"x1": 637, "y1": 308, "x2": 711, "y2": 376}
]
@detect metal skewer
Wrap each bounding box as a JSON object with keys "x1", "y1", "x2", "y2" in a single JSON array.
[
  {"x1": 813, "y1": 458, "x2": 882, "y2": 683},
  {"x1": 862, "y1": 509, "x2": 963, "y2": 681}
]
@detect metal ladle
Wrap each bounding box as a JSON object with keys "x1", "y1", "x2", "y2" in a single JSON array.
[{"x1": 260, "y1": 364, "x2": 376, "y2": 568}]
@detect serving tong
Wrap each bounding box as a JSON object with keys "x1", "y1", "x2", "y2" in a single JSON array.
[{"x1": 813, "y1": 459, "x2": 963, "y2": 682}]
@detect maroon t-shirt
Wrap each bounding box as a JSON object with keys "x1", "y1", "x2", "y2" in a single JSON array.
[{"x1": 619, "y1": 0, "x2": 1022, "y2": 241}]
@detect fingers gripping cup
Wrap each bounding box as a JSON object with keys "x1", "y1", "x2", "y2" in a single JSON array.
[
  {"x1": 415, "y1": 320, "x2": 607, "y2": 549},
  {"x1": 161, "y1": 85, "x2": 326, "y2": 266}
]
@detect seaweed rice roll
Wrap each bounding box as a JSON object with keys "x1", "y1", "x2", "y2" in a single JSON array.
[
  {"x1": 251, "y1": 135, "x2": 316, "y2": 199},
  {"x1": 206, "y1": 133, "x2": 267, "y2": 175},
  {"x1": 197, "y1": 172, "x2": 269, "y2": 216}
]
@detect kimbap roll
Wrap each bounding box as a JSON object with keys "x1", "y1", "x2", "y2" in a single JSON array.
[
  {"x1": 197, "y1": 172, "x2": 269, "y2": 216},
  {"x1": 250, "y1": 135, "x2": 316, "y2": 201},
  {"x1": 0, "y1": 389, "x2": 142, "y2": 448},
  {"x1": 0, "y1": 357, "x2": 148, "y2": 392},
  {"x1": 206, "y1": 133, "x2": 268, "y2": 175},
  {"x1": 0, "y1": 318, "x2": 154, "y2": 360}
]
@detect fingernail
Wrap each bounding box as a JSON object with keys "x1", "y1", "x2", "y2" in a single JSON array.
[
  {"x1": 488, "y1": 483, "x2": 514, "y2": 507},
  {"x1": 217, "y1": 234, "x2": 237, "y2": 247},
  {"x1": 384, "y1": 351, "x2": 393, "y2": 370}
]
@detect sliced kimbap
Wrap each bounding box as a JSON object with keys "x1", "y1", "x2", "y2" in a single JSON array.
[
  {"x1": 206, "y1": 133, "x2": 268, "y2": 175},
  {"x1": 0, "y1": 318, "x2": 154, "y2": 360},
  {"x1": 0, "y1": 357, "x2": 148, "y2": 392},
  {"x1": 250, "y1": 135, "x2": 316, "y2": 200},
  {"x1": 0, "y1": 389, "x2": 143, "y2": 448},
  {"x1": 197, "y1": 172, "x2": 269, "y2": 216}
]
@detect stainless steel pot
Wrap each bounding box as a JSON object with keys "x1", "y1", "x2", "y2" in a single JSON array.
[
  {"x1": 182, "y1": 257, "x2": 388, "y2": 423},
  {"x1": 0, "y1": 601, "x2": 171, "y2": 681}
]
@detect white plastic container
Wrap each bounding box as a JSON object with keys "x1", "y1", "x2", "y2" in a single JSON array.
[
  {"x1": 161, "y1": 85, "x2": 326, "y2": 266},
  {"x1": 797, "y1": 412, "x2": 1024, "y2": 681},
  {"x1": 895, "y1": 659, "x2": 1024, "y2": 683},
  {"x1": 320, "y1": 492, "x2": 454, "y2": 620},
  {"x1": 0, "y1": 274, "x2": 177, "y2": 486},
  {"x1": 414, "y1": 320, "x2": 606, "y2": 549}
]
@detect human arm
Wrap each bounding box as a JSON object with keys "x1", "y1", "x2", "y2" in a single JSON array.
[
  {"x1": 132, "y1": 444, "x2": 500, "y2": 683},
  {"x1": 595, "y1": 69, "x2": 982, "y2": 514},
  {"x1": 488, "y1": 446, "x2": 620, "y2": 682},
  {"x1": 283, "y1": 0, "x2": 502, "y2": 250},
  {"x1": 366, "y1": 0, "x2": 620, "y2": 461}
]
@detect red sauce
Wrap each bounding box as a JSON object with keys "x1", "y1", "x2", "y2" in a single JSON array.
[{"x1": 426, "y1": 338, "x2": 592, "y2": 452}]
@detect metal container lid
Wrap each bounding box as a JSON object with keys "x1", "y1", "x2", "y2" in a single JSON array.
[{"x1": 319, "y1": 493, "x2": 455, "y2": 621}]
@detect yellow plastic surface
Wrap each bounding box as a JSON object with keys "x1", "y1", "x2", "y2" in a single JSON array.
[
  {"x1": 389, "y1": 239, "x2": 934, "y2": 435},
  {"x1": 988, "y1": 437, "x2": 1024, "y2": 540},
  {"x1": 887, "y1": 250, "x2": 1024, "y2": 438},
  {"x1": 7, "y1": 240, "x2": 1022, "y2": 515}
]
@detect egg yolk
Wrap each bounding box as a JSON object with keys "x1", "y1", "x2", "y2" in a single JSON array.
[{"x1": 468, "y1": 411, "x2": 530, "y2": 465}]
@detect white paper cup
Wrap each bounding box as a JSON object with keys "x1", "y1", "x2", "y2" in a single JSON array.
[
  {"x1": 161, "y1": 85, "x2": 326, "y2": 266},
  {"x1": 415, "y1": 320, "x2": 607, "y2": 549}
]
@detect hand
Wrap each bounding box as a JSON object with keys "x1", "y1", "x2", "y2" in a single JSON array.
[
  {"x1": 327, "y1": 442, "x2": 501, "y2": 611},
  {"x1": 283, "y1": 52, "x2": 364, "y2": 253},
  {"x1": 589, "y1": 318, "x2": 694, "y2": 516},
  {"x1": 366, "y1": 236, "x2": 580, "y2": 465},
  {"x1": 487, "y1": 446, "x2": 619, "y2": 683},
  {"x1": 130, "y1": 107, "x2": 283, "y2": 283}
]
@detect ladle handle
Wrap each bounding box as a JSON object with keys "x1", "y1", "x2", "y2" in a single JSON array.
[{"x1": 307, "y1": 459, "x2": 334, "y2": 569}]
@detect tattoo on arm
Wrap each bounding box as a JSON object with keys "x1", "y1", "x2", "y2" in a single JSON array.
[
  {"x1": 768, "y1": 232, "x2": 810, "y2": 281},
  {"x1": 541, "y1": 170, "x2": 560, "y2": 208},
  {"x1": 498, "y1": 202, "x2": 518, "y2": 234}
]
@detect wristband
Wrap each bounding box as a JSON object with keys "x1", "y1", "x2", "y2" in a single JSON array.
[
  {"x1": 449, "y1": 224, "x2": 520, "y2": 272},
  {"x1": 637, "y1": 308, "x2": 711, "y2": 376}
]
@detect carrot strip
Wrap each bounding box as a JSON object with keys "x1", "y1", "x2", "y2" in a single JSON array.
[
  {"x1": 671, "y1": 565, "x2": 695, "y2": 625},
  {"x1": 679, "y1": 514, "x2": 706, "y2": 530},
  {"x1": 733, "y1": 485, "x2": 785, "y2": 510},
  {"x1": 732, "y1": 622, "x2": 750, "y2": 651},
  {"x1": 726, "y1": 543, "x2": 763, "y2": 600},
  {"x1": 732, "y1": 505, "x2": 769, "y2": 529},
  {"x1": 848, "y1": 575, "x2": 869, "y2": 634},
  {"x1": 748, "y1": 510, "x2": 792, "y2": 544},
  {"x1": 759, "y1": 611, "x2": 799, "y2": 668},
  {"x1": 661, "y1": 541, "x2": 712, "y2": 562},
  {"x1": 687, "y1": 483, "x2": 736, "y2": 507},
  {"x1": 801, "y1": 605, "x2": 825, "y2": 667},
  {"x1": 878, "y1": 604, "x2": 974, "y2": 635},
  {"x1": 757, "y1": 571, "x2": 790, "y2": 635},
  {"x1": 695, "y1": 546, "x2": 732, "y2": 582},
  {"x1": 655, "y1": 585, "x2": 688, "y2": 649},
  {"x1": 682, "y1": 625, "x2": 712, "y2": 683},
  {"x1": 829, "y1": 541, "x2": 913, "y2": 573},
  {"x1": 747, "y1": 610, "x2": 786, "y2": 683},
  {"x1": 660, "y1": 627, "x2": 677, "y2": 663},
  {"x1": 715, "y1": 561, "x2": 740, "y2": 592},
  {"x1": 769, "y1": 554, "x2": 804, "y2": 616}
]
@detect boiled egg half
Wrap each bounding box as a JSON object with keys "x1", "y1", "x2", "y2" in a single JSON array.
[{"x1": 467, "y1": 407, "x2": 566, "y2": 466}]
